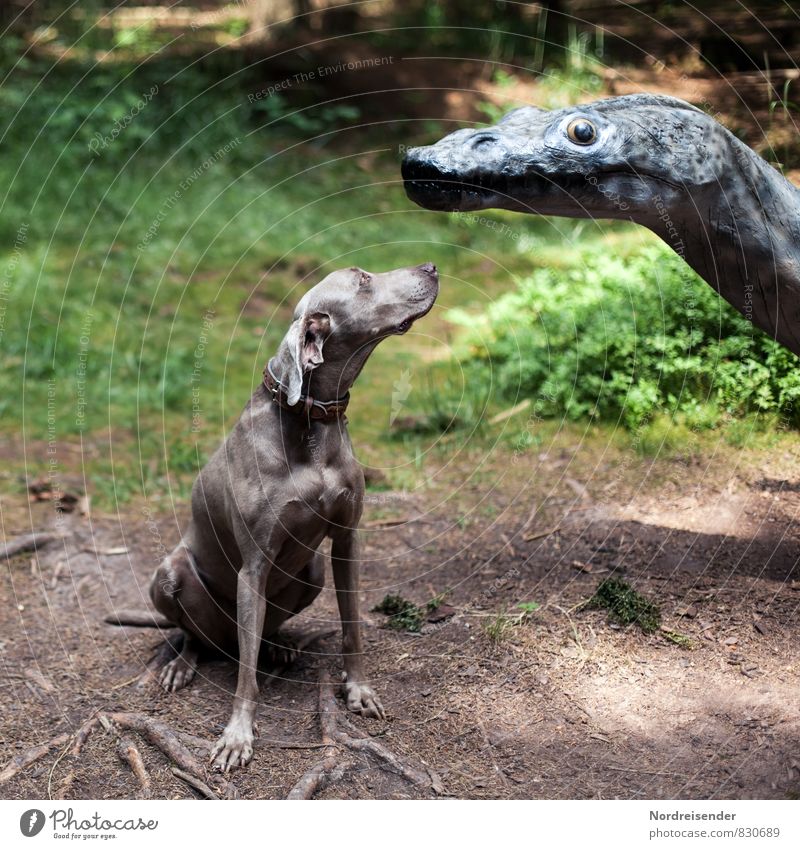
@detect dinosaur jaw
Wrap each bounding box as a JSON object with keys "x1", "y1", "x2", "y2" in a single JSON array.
[
  {"x1": 401, "y1": 154, "x2": 506, "y2": 211},
  {"x1": 402, "y1": 152, "x2": 592, "y2": 216},
  {"x1": 402, "y1": 147, "x2": 679, "y2": 223}
]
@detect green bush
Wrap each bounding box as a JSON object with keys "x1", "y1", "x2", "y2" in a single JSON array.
[{"x1": 459, "y1": 243, "x2": 800, "y2": 429}]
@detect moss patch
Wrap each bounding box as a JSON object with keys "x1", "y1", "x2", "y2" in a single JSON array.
[
  {"x1": 371, "y1": 594, "x2": 425, "y2": 632},
  {"x1": 584, "y1": 578, "x2": 661, "y2": 634}
]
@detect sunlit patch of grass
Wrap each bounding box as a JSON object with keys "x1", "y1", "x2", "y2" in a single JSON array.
[
  {"x1": 660, "y1": 629, "x2": 695, "y2": 650},
  {"x1": 721, "y1": 412, "x2": 783, "y2": 449},
  {"x1": 1, "y1": 136, "x2": 578, "y2": 510},
  {"x1": 483, "y1": 602, "x2": 540, "y2": 643},
  {"x1": 634, "y1": 415, "x2": 697, "y2": 459}
]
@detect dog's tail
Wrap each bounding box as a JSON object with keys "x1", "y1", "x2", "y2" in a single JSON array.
[{"x1": 104, "y1": 609, "x2": 174, "y2": 628}]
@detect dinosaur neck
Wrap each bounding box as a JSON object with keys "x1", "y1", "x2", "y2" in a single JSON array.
[{"x1": 645, "y1": 137, "x2": 800, "y2": 356}]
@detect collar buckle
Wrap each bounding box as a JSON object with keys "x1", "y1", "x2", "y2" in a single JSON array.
[{"x1": 262, "y1": 359, "x2": 349, "y2": 423}]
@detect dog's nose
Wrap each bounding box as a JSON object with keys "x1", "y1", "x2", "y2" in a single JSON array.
[{"x1": 419, "y1": 262, "x2": 437, "y2": 276}]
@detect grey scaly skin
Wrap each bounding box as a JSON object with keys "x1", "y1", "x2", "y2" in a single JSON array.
[{"x1": 402, "y1": 94, "x2": 800, "y2": 355}]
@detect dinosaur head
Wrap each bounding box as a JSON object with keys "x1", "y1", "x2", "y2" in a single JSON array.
[{"x1": 402, "y1": 94, "x2": 729, "y2": 223}]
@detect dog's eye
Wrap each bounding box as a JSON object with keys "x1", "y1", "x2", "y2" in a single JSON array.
[
  {"x1": 359, "y1": 271, "x2": 371, "y2": 287},
  {"x1": 567, "y1": 118, "x2": 597, "y2": 145}
]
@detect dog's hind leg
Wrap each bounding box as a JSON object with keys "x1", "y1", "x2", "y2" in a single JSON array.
[
  {"x1": 157, "y1": 631, "x2": 199, "y2": 692},
  {"x1": 264, "y1": 551, "x2": 325, "y2": 635},
  {"x1": 260, "y1": 552, "x2": 326, "y2": 666},
  {"x1": 149, "y1": 541, "x2": 236, "y2": 692}
]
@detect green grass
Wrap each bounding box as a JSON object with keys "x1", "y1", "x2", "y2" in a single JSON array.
[
  {"x1": 483, "y1": 602, "x2": 539, "y2": 643},
  {"x1": 5, "y1": 38, "x2": 800, "y2": 515},
  {"x1": 0, "y1": 118, "x2": 574, "y2": 509}
]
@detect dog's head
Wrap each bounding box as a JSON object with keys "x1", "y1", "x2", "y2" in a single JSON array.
[{"x1": 280, "y1": 263, "x2": 439, "y2": 403}]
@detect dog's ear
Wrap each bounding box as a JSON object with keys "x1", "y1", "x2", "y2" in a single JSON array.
[{"x1": 286, "y1": 311, "x2": 331, "y2": 405}]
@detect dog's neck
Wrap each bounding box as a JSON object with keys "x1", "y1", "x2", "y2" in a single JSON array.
[{"x1": 270, "y1": 337, "x2": 379, "y2": 403}]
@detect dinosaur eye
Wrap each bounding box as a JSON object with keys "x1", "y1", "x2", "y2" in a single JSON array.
[{"x1": 567, "y1": 118, "x2": 597, "y2": 145}]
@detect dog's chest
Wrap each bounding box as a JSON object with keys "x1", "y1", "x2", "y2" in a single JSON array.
[
  {"x1": 277, "y1": 443, "x2": 359, "y2": 521},
  {"x1": 272, "y1": 464, "x2": 358, "y2": 570},
  {"x1": 315, "y1": 463, "x2": 358, "y2": 519}
]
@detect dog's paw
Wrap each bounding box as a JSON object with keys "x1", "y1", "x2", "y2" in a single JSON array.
[
  {"x1": 158, "y1": 655, "x2": 196, "y2": 693},
  {"x1": 210, "y1": 720, "x2": 254, "y2": 773},
  {"x1": 344, "y1": 679, "x2": 386, "y2": 720}
]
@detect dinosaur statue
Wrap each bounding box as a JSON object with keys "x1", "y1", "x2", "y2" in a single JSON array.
[{"x1": 402, "y1": 94, "x2": 800, "y2": 356}]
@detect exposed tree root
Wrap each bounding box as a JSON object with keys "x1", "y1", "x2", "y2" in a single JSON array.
[
  {"x1": 0, "y1": 732, "x2": 69, "y2": 784},
  {"x1": 115, "y1": 736, "x2": 152, "y2": 798},
  {"x1": 286, "y1": 674, "x2": 350, "y2": 799},
  {"x1": 105, "y1": 713, "x2": 213, "y2": 784},
  {"x1": 53, "y1": 716, "x2": 100, "y2": 798},
  {"x1": 176, "y1": 731, "x2": 213, "y2": 754},
  {"x1": 171, "y1": 767, "x2": 219, "y2": 800},
  {"x1": 4, "y1": 635, "x2": 438, "y2": 800},
  {"x1": 286, "y1": 754, "x2": 354, "y2": 799},
  {"x1": 104, "y1": 609, "x2": 174, "y2": 628},
  {"x1": 3, "y1": 710, "x2": 236, "y2": 799},
  {"x1": 103, "y1": 712, "x2": 238, "y2": 799},
  {"x1": 105, "y1": 713, "x2": 199, "y2": 774},
  {"x1": 320, "y1": 679, "x2": 437, "y2": 790},
  {"x1": 286, "y1": 672, "x2": 443, "y2": 799},
  {"x1": 1, "y1": 531, "x2": 64, "y2": 562}
]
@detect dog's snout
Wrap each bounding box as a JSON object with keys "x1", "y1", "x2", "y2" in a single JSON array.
[{"x1": 418, "y1": 262, "x2": 437, "y2": 277}]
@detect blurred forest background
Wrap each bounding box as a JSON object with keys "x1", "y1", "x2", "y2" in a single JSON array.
[{"x1": 2, "y1": 0, "x2": 800, "y2": 510}]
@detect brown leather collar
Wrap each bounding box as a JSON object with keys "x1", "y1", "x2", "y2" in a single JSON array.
[{"x1": 263, "y1": 359, "x2": 349, "y2": 423}]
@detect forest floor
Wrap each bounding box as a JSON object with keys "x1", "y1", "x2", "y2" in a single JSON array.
[{"x1": 2, "y1": 418, "x2": 800, "y2": 800}]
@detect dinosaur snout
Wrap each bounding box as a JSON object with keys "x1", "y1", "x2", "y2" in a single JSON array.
[
  {"x1": 402, "y1": 131, "x2": 517, "y2": 212},
  {"x1": 401, "y1": 146, "x2": 463, "y2": 211},
  {"x1": 469, "y1": 131, "x2": 502, "y2": 150},
  {"x1": 401, "y1": 146, "x2": 433, "y2": 179}
]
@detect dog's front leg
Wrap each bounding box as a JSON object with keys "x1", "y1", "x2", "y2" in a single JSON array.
[
  {"x1": 211, "y1": 561, "x2": 269, "y2": 772},
  {"x1": 331, "y1": 530, "x2": 385, "y2": 719}
]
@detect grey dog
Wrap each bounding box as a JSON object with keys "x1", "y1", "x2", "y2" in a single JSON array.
[{"x1": 149, "y1": 262, "x2": 439, "y2": 772}]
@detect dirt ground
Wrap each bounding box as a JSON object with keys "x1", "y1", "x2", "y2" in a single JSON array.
[{"x1": 2, "y1": 424, "x2": 800, "y2": 801}]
